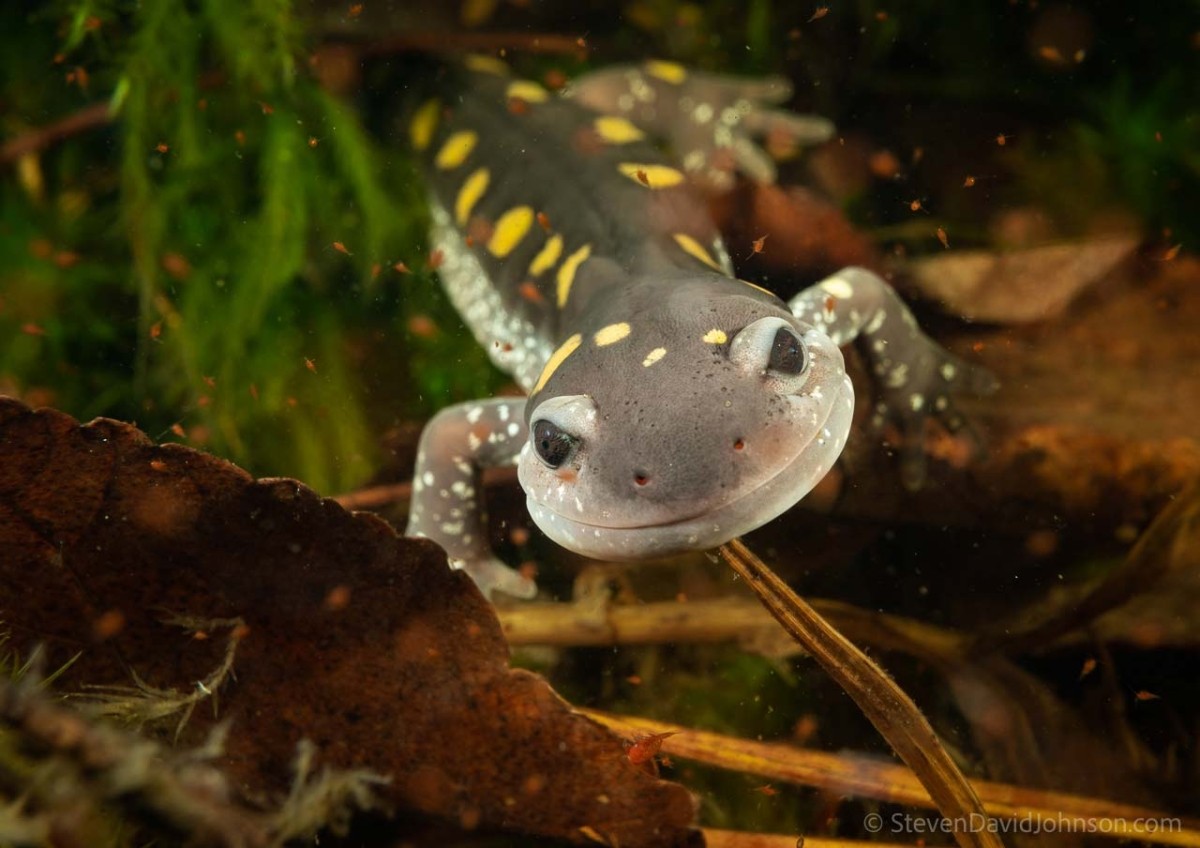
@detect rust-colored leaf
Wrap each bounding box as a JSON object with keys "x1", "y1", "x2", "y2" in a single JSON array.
[{"x1": 0, "y1": 398, "x2": 697, "y2": 847}]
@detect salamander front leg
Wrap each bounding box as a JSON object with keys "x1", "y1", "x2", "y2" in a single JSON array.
[
  {"x1": 566, "y1": 61, "x2": 834, "y2": 189},
  {"x1": 406, "y1": 397, "x2": 535, "y2": 599},
  {"x1": 789, "y1": 266, "x2": 998, "y2": 488}
]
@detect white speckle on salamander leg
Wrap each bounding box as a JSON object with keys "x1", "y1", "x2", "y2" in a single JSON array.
[
  {"x1": 865, "y1": 309, "x2": 887, "y2": 334},
  {"x1": 940, "y1": 362, "x2": 958, "y2": 381},
  {"x1": 886, "y1": 364, "x2": 909, "y2": 388},
  {"x1": 910, "y1": 393, "x2": 925, "y2": 412},
  {"x1": 466, "y1": 406, "x2": 483, "y2": 424},
  {"x1": 821, "y1": 278, "x2": 855, "y2": 299}
]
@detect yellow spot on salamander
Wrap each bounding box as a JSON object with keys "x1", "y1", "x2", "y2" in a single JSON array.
[
  {"x1": 556, "y1": 244, "x2": 592, "y2": 307},
  {"x1": 435, "y1": 130, "x2": 478, "y2": 170},
  {"x1": 529, "y1": 233, "x2": 563, "y2": 277},
  {"x1": 618, "y1": 163, "x2": 686, "y2": 189},
  {"x1": 594, "y1": 322, "x2": 631, "y2": 346},
  {"x1": 594, "y1": 115, "x2": 645, "y2": 144},
  {"x1": 645, "y1": 60, "x2": 687, "y2": 84},
  {"x1": 455, "y1": 168, "x2": 490, "y2": 226},
  {"x1": 673, "y1": 233, "x2": 723, "y2": 272},
  {"x1": 703, "y1": 329, "x2": 728, "y2": 344},
  {"x1": 507, "y1": 80, "x2": 549, "y2": 102},
  {"x1": 488, "y1": 206, "x2": 534, "y2": 257},
  {"x1": 642, "y1": 347, "x2": 667, "y2": 367},
  {"x1": 464, "y1": 54, "x2": 510, "y2": 75},
  {"x1": 533, "y1": 333, "x2": 581, "y2": 393},
  {"x1": 410, "y1": 99, "x2": 440, "y2": 151}
]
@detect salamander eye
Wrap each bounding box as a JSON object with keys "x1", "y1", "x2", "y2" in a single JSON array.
[
  {"x1": 532, "y1": 419, "x2": 576, "y2": 468},
  {"x1": 768, "y1": 327, "x2": 807, "y2": 374}
]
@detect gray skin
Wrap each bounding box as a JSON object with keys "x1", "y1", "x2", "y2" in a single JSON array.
[
  {"x1": 518, "y1": 278, "x2": 854, "y2": 562},
  {"x1": 405, "y1": 61, "x2": 994, "y2": 599}
]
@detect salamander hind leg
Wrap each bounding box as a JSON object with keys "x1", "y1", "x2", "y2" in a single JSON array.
[
  {"x1": 566, "y1": 61, "x2": 835, "y2": 189},
  {"x1": 789, "y1": 266, "x2": 998, "y2": 489},
  {"x1": 406, "y1": 397, "x2": 535, "y2": 599}
]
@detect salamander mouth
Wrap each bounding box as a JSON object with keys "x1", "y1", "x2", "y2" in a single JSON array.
[{"x1": 523, "y1": 375, "x2": 854, "y2": 560}]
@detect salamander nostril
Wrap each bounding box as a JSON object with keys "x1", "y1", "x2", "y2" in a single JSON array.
[
  {"x1": 733, "y1": 438, "x2": 745, "y2": 451},
  {"x1": 633, "y1": 472, "x2": 649, "y2": 486}
]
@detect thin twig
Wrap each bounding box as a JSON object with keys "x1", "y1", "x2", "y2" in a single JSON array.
[
  {"x1": 719, "y1": 539, "x2": 1000, "y2": 848},
  {"x1": 587, "y1": 712, "x2": 1200, "y2": 848},
  {"x1": 1, "y1": 102, "x2": 113, "y2": 165},
  {"x1": 703, "y1": 828, "x2": 915, "y2": 848},
  {"x1": 497, "y1": 594, "x2": 966, "y2": 658}
]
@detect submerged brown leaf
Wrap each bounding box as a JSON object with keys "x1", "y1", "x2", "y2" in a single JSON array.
[
  {"x1": 905, "y1": 235, "x2": 1139, "y2": 324},
  {"x1": 0, "y1": 397, "x2": 698, "y2": 847}
]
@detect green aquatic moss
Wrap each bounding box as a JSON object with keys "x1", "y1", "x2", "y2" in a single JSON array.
[{"x1": 0, "y1": 2, "x2": 503, "y2": 493}]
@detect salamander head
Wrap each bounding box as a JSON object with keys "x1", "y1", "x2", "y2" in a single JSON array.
[{"x1": 517, "y1": 293, "x2": 853, "y2": 560}]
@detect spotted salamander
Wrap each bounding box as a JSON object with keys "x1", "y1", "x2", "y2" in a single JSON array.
[{"x1": 405, "y1": 57, "x2": 995, "y2": 599}]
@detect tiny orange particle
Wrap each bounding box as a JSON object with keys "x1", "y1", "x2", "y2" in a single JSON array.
[
  {"x1": 518, "y1": 281, "x2": 544, "y2": 303},
  {"x1": 260, "y1": 101, "x2": 274, "y2": 115},
  {"x1": 92, "y1": 609, "x2": 125, "y2": 641},
  {"x1": 155, "y1": 142, "x2": 169, "y2": 154},
  {"x1": 407, "y1": 314, "x2": 439, "y2": 339},
  {"x1": 936, "y1": 227, "x2": 949, "y2": 249},
  {"x1": 963, "y1": 175, "x2": 977, "y2": 188},
  {"x1": 1134, "y1": 690, "x2": 1160, "y2": 702},
  {"x1": 305, "y1": 357, "x2": 317, "y2": 373},
  {"x1": 625, "y1": 731, "x2": 678, "y2": 766},
  {"x1": 348, "y1": 3, "x2": 363, "y2": 17},
  {"x1": 149, "y1": 321, "x2": 163, "y2": 341},
  {"x1": 753, "y1": 784, "x2": 779, "y2": 796},
  {"x1": 809, "y1": 6, "x2": 829, "y2": 21},
  {"x1": 1079, "y1": 657, "x2": 1097, "y2": 680},
  {"x1": 332, "y1": 241, "x2": 351, "y2": 255},
  {"x1": 149, "y1": 459, "x2": 168, "y2": 472},
  {"x1": 536, "y1": 211, "x2": 551, "y2": 231},
  {"x1": 308, "y1": 136, "x2": 319, "y2": 148},
  {"x1": 162, "y1": 252, "x2": 191, "y2": 280},
  {"x1": 1037, "y1": 45, "x2": 1066, "y2": 64},
  {"x1": 393, "y1": 261, "x2": 411, "y2": 274},
  {"x1": 324, "y1": 584, "x2": 352, "y2": 611},
  {"x1": 171, "y1": 422, "x2": 186, "y2": 438},
  {"x1": 427, "y1": 248, "x2": 445, "y2": 270}
]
